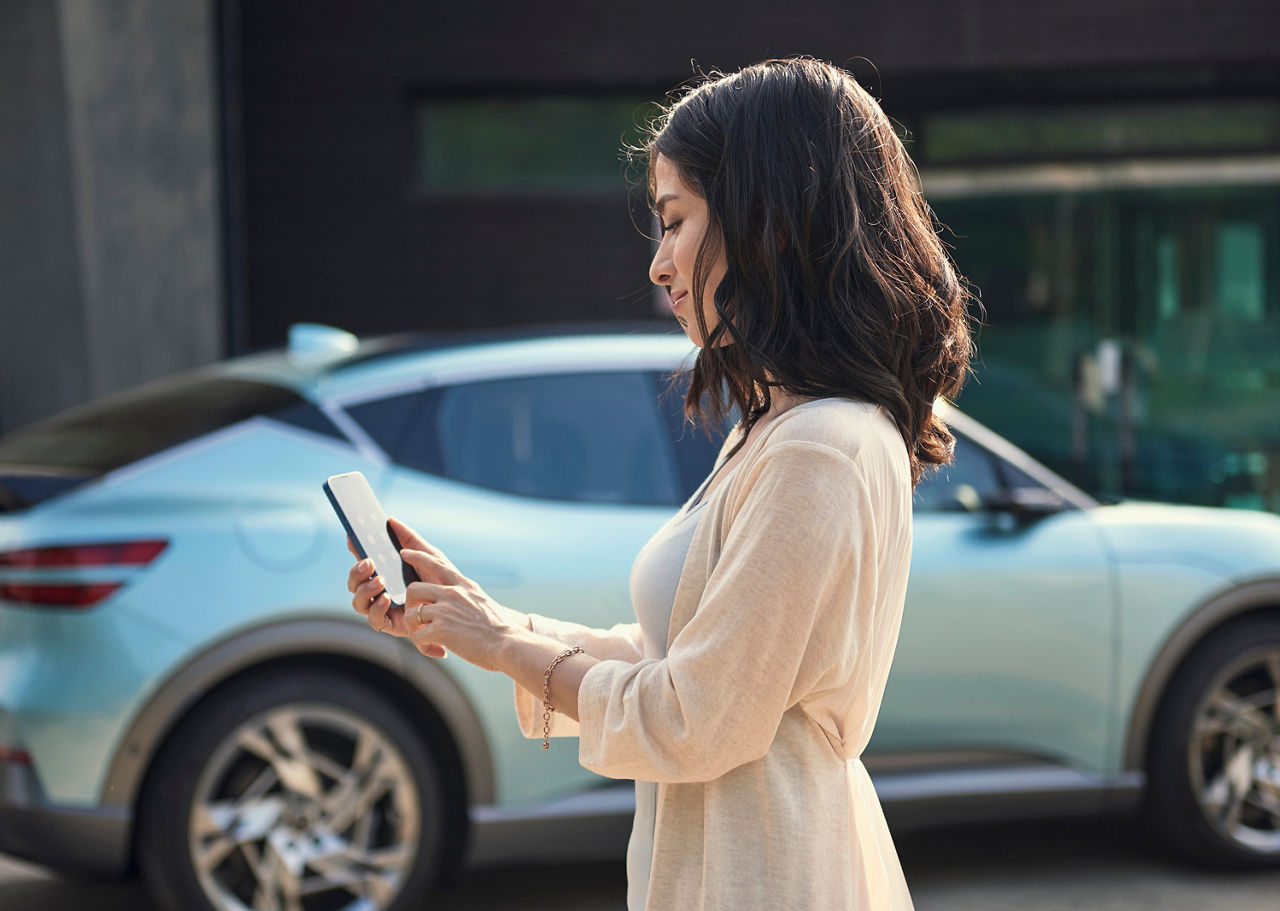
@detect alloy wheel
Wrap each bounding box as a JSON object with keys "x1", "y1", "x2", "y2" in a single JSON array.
[
  {"x1": 189, "y1": 702, "x2": 422, "y2": 911},
  {"x1": 1188, "y1": 646, "x2": 1280, "y2": 855}
]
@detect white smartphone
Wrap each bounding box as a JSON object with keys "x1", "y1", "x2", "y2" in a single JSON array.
[{"x1": 323, "y1": 471, "x2": 418, "y2": 608}]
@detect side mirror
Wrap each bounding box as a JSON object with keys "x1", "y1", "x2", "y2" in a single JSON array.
[{"x1": 984, "y1": 486, "x2": 1068, "y2": 521}]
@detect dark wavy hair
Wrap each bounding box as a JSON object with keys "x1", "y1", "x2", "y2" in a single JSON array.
[{"x1": 644, "y1": 57, "x2": 978, "y2": 485}]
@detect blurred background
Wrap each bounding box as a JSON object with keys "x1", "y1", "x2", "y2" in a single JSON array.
[
  {"x1": 4, "y1": 3, "x2": 1280, "y2": 910},
  {"x1": 3, "y1": 0, "x2": 1279, "y2": 514}
]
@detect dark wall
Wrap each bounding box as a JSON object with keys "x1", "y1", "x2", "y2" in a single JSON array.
[
  {"x1": 229, "y1": 0, "x2": 1280, "y2": 350},
  {"x1": 1, "y1": 0, "x2": 221, "y2": 436},
  {"x1": 0, "y1": 0, "x2": 91, "y2": 430}
]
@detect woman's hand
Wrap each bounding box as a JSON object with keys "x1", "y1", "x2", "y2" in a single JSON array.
[
  {"x1": 347, "y1": 532, "x2": 442, "y2": 653},
  {"x1": 347, "y1": 517, "x2": 527, "y2": 668}
]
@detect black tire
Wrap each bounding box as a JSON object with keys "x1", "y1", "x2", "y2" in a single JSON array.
[
  {"x1": 138, "y1": 669, "x2": 449, "y2": 910},
  {"x1": 1144, "y1": 616, "x2": 1280, "y2": 868}
]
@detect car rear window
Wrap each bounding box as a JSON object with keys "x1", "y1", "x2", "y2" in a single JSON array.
[{"x1": 0, "y1": 375, "x2": 309, "y2": 474}]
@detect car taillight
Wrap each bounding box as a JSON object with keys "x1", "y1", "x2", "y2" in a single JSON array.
[
  {"x1": 0, "y1": 540, "x2": 167, "y2": 567},
  {"x1": 0, "y1": 746, "x2": 33, "y2": 766},
  {"x1": 0, "y1": 539, "x2": 168, "y2": 609}
]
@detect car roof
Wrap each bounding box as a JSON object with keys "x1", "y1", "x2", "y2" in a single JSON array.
[
  {"x1": 213, "y1": 322, "x2": 699, "y2": 401},
  {"x1": 207, "y1": 323, "x2": 1098, "y2": 510}
]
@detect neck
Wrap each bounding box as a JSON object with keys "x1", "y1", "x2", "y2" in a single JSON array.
[{"x1": 757, "y1": 382, "x2": 811, "y2": 419}]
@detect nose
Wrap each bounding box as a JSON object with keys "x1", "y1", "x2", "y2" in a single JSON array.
[{"x1": 649, "y1": 233, "x2": 673, "y2": 288}]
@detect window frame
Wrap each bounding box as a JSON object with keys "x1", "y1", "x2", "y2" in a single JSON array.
[{"x1": 342, "y1": 368, "x2": 696, "y2": 507}]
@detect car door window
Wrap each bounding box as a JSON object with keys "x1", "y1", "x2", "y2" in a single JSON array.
[
  {"x1": 913, "y1": 433, "x2": 1004, "y2": 512},
  {"x1": 347, "y1": 388, "x2": 441, "y2": 466},
  {"x1": 406, "y1": 372, "x2": 683, "y2": 506},
  {"x1": 650, "y1": 372, "x2": 733, "y2": 499}
]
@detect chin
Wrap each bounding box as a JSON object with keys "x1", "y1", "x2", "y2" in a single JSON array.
[
  {"x1": 683, "y1": 329, "x2": 708, "y2": 349},
  {"x1": 675, "y1": 318, "x2": 701, "y2": 348}
]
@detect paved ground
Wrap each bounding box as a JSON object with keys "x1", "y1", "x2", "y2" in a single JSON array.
[{"x1": 4, "y1": 817, "x2": 1280, "y2": 909}]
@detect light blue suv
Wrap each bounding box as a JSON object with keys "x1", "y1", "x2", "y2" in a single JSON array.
[{"x1": 1, "y1": 324, "x2": 1279, "y2": 911}]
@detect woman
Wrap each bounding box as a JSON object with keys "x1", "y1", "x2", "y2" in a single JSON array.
[{"x1": 347, "y1": 57, "x2": 974, "y2": 909}]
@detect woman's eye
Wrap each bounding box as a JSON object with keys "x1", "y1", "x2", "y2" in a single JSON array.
[{"x1": 661, "y1": 220, "x2": 681, "y2": 236}]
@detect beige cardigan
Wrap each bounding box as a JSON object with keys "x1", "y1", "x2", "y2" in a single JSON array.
[{"x1": 515, "y1": 398, "x2": 915, "y2": 909}]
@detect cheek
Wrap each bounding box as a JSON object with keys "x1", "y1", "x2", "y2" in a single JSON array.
[
  {"x1": 676, "y1": 239, "x2": 714, "y2": 293},
  {"x1": 673, "y1": 235, "x2": 695, "y2": 274}
]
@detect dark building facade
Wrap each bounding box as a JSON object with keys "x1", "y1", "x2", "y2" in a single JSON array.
[
  {"x1": 226, "y1": 0, "x2": 1280, "y2": 511},
  {"x1": 227, "y1": 1, "x2": 1279, "y2": 341},
  {"x1": 3, "y1": 2, "x2": 1275, "y2": 511}
]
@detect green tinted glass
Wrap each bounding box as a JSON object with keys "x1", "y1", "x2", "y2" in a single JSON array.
[
  {"x1": 417, "y1": 96, "x2": 654, "y2": 192},
  {"x1": 934, "y1": 184, "x2": 1280, "y2": 512},
  {"x1": 924, "y1": 101, "x2": 1280, "y2": 164}
]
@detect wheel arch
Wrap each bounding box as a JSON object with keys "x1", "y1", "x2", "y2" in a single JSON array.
[
  {"x1": 102, "y1": 615, "x2": 495, "y2": 869},
  {"x1": 1123, "y1": 577, "x2": 1280, "y2": 772}
]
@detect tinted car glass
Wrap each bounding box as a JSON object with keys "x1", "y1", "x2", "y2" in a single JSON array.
[
  {"x1": 429, "y1": 372, "x2": 683, "y2": 505},
  {"x1": 347, "y1": 388, "x2": 441, "y2": 466},
  {"x1": 998, "y1": 458, "x2": 1050, "y2": 492},
  {"x1": 269, "y1": 401, "x2": 348, "y2": 441},
  {"x1": 0, "y1": 376, "x2": 304, "y2": 473},
  {"x1": 913, "y1": 433, "x2": 1003, "y2": 512},
  {"x1": 651, "y1": 372, "x2": 732, "y2": 499}
]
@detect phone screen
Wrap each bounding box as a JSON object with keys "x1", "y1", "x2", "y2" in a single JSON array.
[{"x1": 323, "y1": 471, "x2": 415, "y2": 607}]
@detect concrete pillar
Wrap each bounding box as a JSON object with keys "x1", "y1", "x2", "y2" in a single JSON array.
[{"x1": 0, "y1": 0, "x2": 222, "y2": 437}]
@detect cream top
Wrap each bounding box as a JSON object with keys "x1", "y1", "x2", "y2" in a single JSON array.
[
  {"x1": 625, "y1": 497, "x2": 705, "y2": 910},
  {"x1": 515, "y1": 397, "x2": 916, "y2": 910}
]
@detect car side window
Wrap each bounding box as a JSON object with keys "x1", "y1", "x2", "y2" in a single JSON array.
[
  {"x1": 913, "y1": 433, "x2": 1004, "y2": 512},
  {"x1": 347, "y1": 388, "x2": 442, "y2": 466},
  {"x1": 650, "y1": 372, "x2": 733, "y2": 499},
  {"x1": 416, "y1": 372, "x2": 684, "y2": 506}
]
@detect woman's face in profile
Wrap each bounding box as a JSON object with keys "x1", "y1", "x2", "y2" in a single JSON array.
[{"x1": 648, "y1": 154, "x2": 727, "y2": 348}]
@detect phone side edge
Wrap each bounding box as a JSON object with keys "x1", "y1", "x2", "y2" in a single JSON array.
[{"x1": 322, "y1": 480, "x2": 370, "y2": 561}]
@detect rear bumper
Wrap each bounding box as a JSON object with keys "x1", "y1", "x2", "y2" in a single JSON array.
[{"x1": 0, "y1": 756, "x2": 130, "y2": 875}]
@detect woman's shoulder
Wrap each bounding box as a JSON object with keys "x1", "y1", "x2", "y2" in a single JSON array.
[
  {"x1": 760, "y1": 397, "x2": 910, "y2": 482},
  {"x1": 765, "y1": 397, "x2": 880, "y2": 453}
]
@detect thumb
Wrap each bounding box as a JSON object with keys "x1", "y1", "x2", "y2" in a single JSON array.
[{"x1": 386, "y1": 516, "x2": 429, "y2": 551}]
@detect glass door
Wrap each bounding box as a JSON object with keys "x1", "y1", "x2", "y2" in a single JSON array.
[{"x1": 933, "y1": 183, "x2": 1280, "y2": 511}]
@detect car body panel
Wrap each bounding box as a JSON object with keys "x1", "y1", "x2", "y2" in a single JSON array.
[
  {"x1": 1110, "y1": 561, "x2": 1240, "y2": 771},
  {"x1": 1090, "y1": 501, "x2": 1280, "y2": 579},
  {"x1": 0, "y1": 601, "x2": 181, "y2": 806},
  {"x1": 875, "y1": 508, "x2": 1116, "y2": 773},
  {"x1": 1086, "y1": 502, "x2": 1280, "y2": 773},
  {"x1": 1120, "y1": 576, "x2": 1280, "y2": 772}
]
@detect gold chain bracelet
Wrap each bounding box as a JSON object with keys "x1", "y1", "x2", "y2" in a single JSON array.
[{"x1": 542, "y1": 646, "x2": 583, "y2": 750}]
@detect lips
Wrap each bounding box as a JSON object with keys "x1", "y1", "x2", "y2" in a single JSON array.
[{"x1": 669, "y1": 291, "x2": 687, "y2": 312}]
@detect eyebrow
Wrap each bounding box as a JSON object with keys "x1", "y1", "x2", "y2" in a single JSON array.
[{"x1": 654, "y1": 193, "x2": 680, "y2": 218}]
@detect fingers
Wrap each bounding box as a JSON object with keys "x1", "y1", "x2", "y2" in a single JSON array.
[
  {"x1": 347, "y1": 558, "x2": 376, "y2": 594},
  {"x1": 383, "y1": 518, "x2": 461, "y2": 586},
  {"x1": 400, "y1": 597, "x2": 436, "y2": 632},
  {"x1": 400, "y1": 548, "x2": 458, "y2": 585},
  {"x1": 386, "y1": 517, "x2": 429, "y2": 551},
  {"x1": 388, "y1": 518, "x2": 454, "y2": 564},
  {"x1": 343, "y1": 524, "x2": 448, "y2": 653},
  {"x1": 405, "y1": 579, "x2": 447, "y2": 610},
  {"x1": 352, "y1": 571, "x2": 388, "y2": 617},
  {"x1": 366, "y1": 594, "x2": 392, "y2": 631},
  {"x1": 410, "y1": 623, "x2": 447, "y2": 659},
  {"x1": 401, "y1": 601, "x2": 446, "y2": 658}
]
